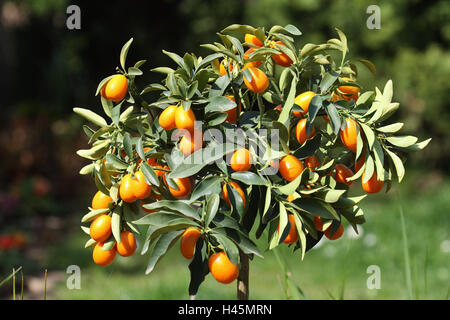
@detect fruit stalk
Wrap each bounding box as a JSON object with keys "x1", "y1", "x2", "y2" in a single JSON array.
[{"x1": 237, "y1": 251, "x2": 249, "y2": 300}]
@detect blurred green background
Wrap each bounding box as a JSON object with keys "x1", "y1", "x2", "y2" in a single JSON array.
[{"x1": 0, "y1": 0, "x2": 448, "y2": 300}]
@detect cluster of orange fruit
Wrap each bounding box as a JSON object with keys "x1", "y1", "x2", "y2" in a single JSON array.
[
  {"x1": 219, "y1": 34, "x2": 294, "y2": 95},
  {"x1": 89, "y1": 191, "x2": 137, "y2": 266},
  {"x1": 271, "y1": 81, "x2": 384, "y2": 243},
  {"x1": 180, "y1": 228, "x2": 239, "y2": 284}
]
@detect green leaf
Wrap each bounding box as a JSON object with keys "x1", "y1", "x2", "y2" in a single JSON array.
[
  {"x1": 212, "y1": 232, "x2": 240, "y2": 265},
  {"x1": 284, "y1": 24, "x2": 302, "y2": 36},
  {"x1": 79, "y1": 163, "x2": 95, "y2": 175},
  {"x1": 101, "y1": 97, "x2": 113, "y2": 118},
  {"x1": 209, "y1": 75, "x2": 231, "y2": 98},
  {"x1": 95, "y1": 75, "x2": 115, "y2": 96},
  {"x1": 276, "y1": 168, "x2": 307, "y2": 195},
  {"x1": 221, "y1": 24, "x2": 257, "y2": 34},
  {"x1": 170, "y1": 143, "x2": 236, "y2": 178},
  {"x1": 386, "y1": 136, "x2": 418, "y2": 148},
  {"x1": 105, "y1": 153, "x2": 128, "y2": 170},
  {"x1": 188, "y1": 238, "x2": 209, "y2": 296},
  {"x1": 317, "y1": 189, "x2": 347, "y2": 203},
  {"x1": 81, "y1": 208, "x2": 110, "y2": 223},
  {"x1": 84, "y1": 238, "x2": 96, "y2": 249},
  {"x1": 145, "y1": 230, "x2": 183, "y2": 274},
  {"x1": 205, "y1": 194, "x2": 220, "y2": 227},
  {"x1": 120, "y1": 38, "x2": 134, "y2": 71},
  {"x1": 386, "y1": 149, "x2": 405, "y2": 183},
  {"x1": 319, "y1": 69, "x2": 339, "y2": 94},
  {"x1": 151, "y1": 67, "x2": 175, "y2": 74},
  {"x1": 73, "y1": 108, "x2": 108, "y2": 127},
  {"x1": 128, "y1": 67, "x2": 143, "y2": 76},
  {"x1": 111, "y1": 208, "x2": 121, "y2": 244},
  {"x1": 376, "y1": 123, "x2": 404, "y2": 133},
  {"x1": 230, "y1": 171, "x2": 267, "y2": 186},
  {"x1": 141, "y1": 162, "x2": 160, "y2": 187},
  {"x1": 326, "y1": 103, "x2": 341, "y2": 135},
  {"x1": 293, "y1": 134, "x2": 321, "y2": 159},
  {"x1": 122, "y1": 132, "x2": 133, "y2": 158},
  {"x1": 213, "y1": 227, "x2": 263, "y2": 258},
  {"x1": 205, "y1": 95, "x2": 236, "y2": 113},
  {"x1": 358, "y1": 59, "x2": 377, "y2": 77},
  {"x1": 290, "y1": 198, "x2": 339, "y2": 220},
  {"x1": 360, "y1": 123, "x2": 375, "y2": 151},
  {"x1": 140, "y1": 201, "x2": 200, "y2": 220},
  {"x1": 278, "y1": 75, "x2": 298, "y2": 124},
  {"x1": 141, "y1": 83, "x2": 167, "y2": 95},
  {"x1": 362, "y1": 155, "x2": 375, "y2": 184},
  {"x1": 334, "y1": 195, "x2": 367, "y2": 209},
  {"x1": 396, "y1": 138, "x2": 431, "y2": 151},
  {"x1": 191, "y1": 176, "x2": 222, "y2": 201},
  {"x1": 162, "y1": 50, "x2": 185, "y2": 69}
]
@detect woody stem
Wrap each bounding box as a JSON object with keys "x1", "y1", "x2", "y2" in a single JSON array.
[{"x1": 237, "y1": 251, "x2": 249, "y2": 300}]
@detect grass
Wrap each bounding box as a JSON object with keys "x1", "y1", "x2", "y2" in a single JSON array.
[{"x1": 8, "y1": 171, "x2": 450, "y2": 300}]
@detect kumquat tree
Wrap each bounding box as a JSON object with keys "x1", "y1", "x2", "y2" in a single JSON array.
[{"x1": 74, "y1": 24, "x2": 430, "y2": 300}]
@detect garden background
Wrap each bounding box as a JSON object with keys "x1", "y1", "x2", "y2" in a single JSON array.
[{"x1": 0, "y1": 0, "x2": 448, "y2": 299}]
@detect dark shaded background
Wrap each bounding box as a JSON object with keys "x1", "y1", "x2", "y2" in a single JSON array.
[{"x1": 0, "y1": 0, "x2": 448, "y2": 294}]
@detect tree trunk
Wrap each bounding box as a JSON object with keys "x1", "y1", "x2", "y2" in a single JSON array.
[{"x1": 237, "y1": 251, "x2": 249, "y2": 300}]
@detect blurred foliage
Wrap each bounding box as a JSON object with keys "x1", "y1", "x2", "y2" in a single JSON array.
[{"x1": 0, "y1": 0, "x2": 448, "y2": 292}]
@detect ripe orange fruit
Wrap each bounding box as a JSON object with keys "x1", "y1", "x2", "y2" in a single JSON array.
[
  {"x1": 230, "y1": 148, "x2": 252, "y2": 172},
  {"x1": 305, "y1": 155, "x2": 320, "y2": 170},
  {"x1": 208, "y1": 251, "x2": 239, "y2": 284},
  {"x1": 313, "y1": 216, "x2": 323, "y2": 231},
  {"x1": 101, "y1": 74, "x2": 128, "y2": 102},
  {"x1": 120, "y1": 174, "x2": 137, "y2": 203},
  {"x1": 92, "y1": 190, "x2": 113, "y2": 210},
  {"x1": 180, "y1": 228, "x2": 201, "y2": 259},
  {"x1": 244, "y1": 34, "x2": 264, "y2": 47},
  {"x1": 219, "y1": 59, "x2": 234, "y2": 76},
  {"x1": 293, "y1": 91, "x2": 316, "y2": 117},
  {"x1": 116, "y1": 231, "x2": 137, "y2": 257},
  {"x1": 222, "y1": 181, "x2": 247, "y2": 208},
  {"x1": 159, "y1": 105, "x2": 177, "y2": 130},
  {"x1": 224, "y1": 95, "x2": 242, "y2": 124},
  {"x1": 179, "y1": 131, "x2": 203, "y2": 156},
  {"x1": 175, "y1": 106, "x2": 196, "y2": 132},
  {"x1": 90, "y1": 215, "x2": 112, "y2": 243},
  {"x1": 340, "y1": 118, "x2": 360, "y2": 153},
  {"x1": 337, "y1": 77, "x2": 360, "y2": 101},
  {"x1": 243, "y1": 67, "x2": 269, "y2": 93},
  {"x1": 164, "y1": 175, "x2": 191, "y2": 198},
  {"x1": 295, "y1": 118, "x2": 316, "y2": 145},
  {"x1": 274, "y1": 104, "x2": 282, "y2": 112},
  {"x1": 93, "y1": 242, "x2": 116, "y2": 266},
  {"x1": 270, "y1": 41, "x2": 293, "y2": 67},
  {"x1": 334, "y1": 164, "x2": 354, "y2": 186},
  {"x1": 324, "y1": 223, "x2": 344, "y2": 240},
  {"x1": 361, "y1": 171, "x2": 384, "y2": 193},
  {"x1": 279, "y1": 155, "x2": 305, "y2": 182},
  {"x1": 133, "y1": 170, "x2": 152, "y2": 200},
  {"x1": 279, "y1": 214, "x2": 298, "y2": 244}
]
